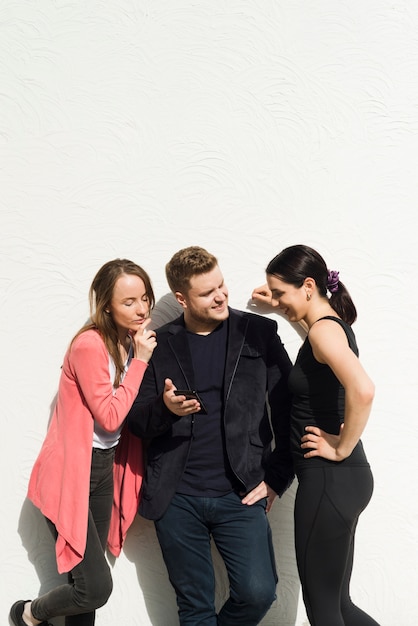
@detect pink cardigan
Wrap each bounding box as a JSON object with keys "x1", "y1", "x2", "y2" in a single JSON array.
[{"x1": 28, "y1": 330, "x2": 146, "y2": 574}]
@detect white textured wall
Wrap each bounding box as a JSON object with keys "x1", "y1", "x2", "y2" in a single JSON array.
[{"x1": 1, "y1": 1, "x2": 417, "y2": 625}]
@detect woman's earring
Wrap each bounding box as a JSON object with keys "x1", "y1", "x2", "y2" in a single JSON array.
[{"x1": 306, "y1": 293, "x2": 311, "y2": 301}]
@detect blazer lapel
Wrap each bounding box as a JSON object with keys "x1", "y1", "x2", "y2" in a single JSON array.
[
  {"x1": 224, "y1": 310, "x2": 248, "y2": 401},
  {"x1": 166, "y1": 322, "x2": 196, "y2": 389}
]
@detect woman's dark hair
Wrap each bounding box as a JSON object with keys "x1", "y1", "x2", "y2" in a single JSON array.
[
  {"x1": 72, "y1": 259, "x2": 155, "y2": 386},
  {"x1": 266, "y1": 244, "x2": 357, "y2": 325}
]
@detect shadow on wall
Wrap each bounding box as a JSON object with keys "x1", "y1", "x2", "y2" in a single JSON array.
[
  {"x1": 18, "y1": 485, "x2": 300, "y2": 626},
  {"x1": 18, "y1": 500, "x2": 66, "y2": 626},
  {"x1": 149, "y1": 292, "x2": 184, "y2": 330},
  {"x1": 16, "y1": 292, "x2": 301, "y2": 626}
]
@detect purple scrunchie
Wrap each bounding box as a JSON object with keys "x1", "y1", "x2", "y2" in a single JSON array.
[{"x1": 327, "y1": 270, "x2": 339, "y2": 293}]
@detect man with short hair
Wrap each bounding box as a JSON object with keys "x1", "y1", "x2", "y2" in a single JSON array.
[{"x1": 127, "y1": 246, "x2": 294, "y2": 626}]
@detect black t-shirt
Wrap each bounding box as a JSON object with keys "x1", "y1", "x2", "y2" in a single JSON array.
[{"x1": 176, "y1": 320, "x2": 234, "y2": 496}]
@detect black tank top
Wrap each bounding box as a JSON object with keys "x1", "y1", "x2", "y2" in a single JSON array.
[{"x1": 288, "y1": 316, "x2": 369, "y2": 471}]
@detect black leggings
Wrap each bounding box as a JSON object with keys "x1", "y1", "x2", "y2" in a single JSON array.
[
  {"x1": 31, "y1": 447, "x2": 115, "y2": 626},
  {"x1": 294, "y1": 464, "x2": 380, "y2": 626}
]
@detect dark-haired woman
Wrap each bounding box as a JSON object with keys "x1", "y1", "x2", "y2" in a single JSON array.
[
  {"x1": 10, "y1": 259, "x2": 157, "y2": 626},
  {"x1": 252, "y1": 244, "x2": 379, "y2": 626}
]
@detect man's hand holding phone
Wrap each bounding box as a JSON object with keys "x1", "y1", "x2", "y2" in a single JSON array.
[{"x1": 163, "y1": 379, "x2": 206, "y2": 415}]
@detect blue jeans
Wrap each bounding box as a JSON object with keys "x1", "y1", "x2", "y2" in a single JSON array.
[{"x1": 155, "y1": 492, "x2": 278, "y2": 626}]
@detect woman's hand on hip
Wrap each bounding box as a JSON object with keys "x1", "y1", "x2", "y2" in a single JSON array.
[{"x1": 301, "y1": 424, "x2": 349, "y2": 462}]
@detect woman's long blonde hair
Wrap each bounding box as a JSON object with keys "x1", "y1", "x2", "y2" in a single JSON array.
[{"x1": 72, "y1": 259, "x2": 155, "y2": 387}]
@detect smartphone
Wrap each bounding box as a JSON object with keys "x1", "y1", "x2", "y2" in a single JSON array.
[{"x1": 174, "y1": 389, "x2": 207, "y2": 414}]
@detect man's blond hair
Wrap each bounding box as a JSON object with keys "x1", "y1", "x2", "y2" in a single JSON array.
[{"x1": 166, "y1": 246, "x2": 218, "y2": 293}]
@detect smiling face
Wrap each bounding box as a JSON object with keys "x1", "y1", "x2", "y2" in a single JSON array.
[
  {"x1": 267, "y1": 274, "x2": 308, "y2": 323},
  {"x1": 108, "y1": 273, "x2": 150, "y2": 339},
  {"x1": 176, "y1": 265, "x2": 229, "y2": 334}
]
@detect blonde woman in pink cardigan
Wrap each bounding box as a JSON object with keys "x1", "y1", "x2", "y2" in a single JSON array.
[{"x1": 10, "y1": 259, "x2": 157, "y2": 626}]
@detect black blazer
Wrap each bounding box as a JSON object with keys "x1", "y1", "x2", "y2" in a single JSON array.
[{"x1": 127, "y1": 308, "x2": 294, "y2": 520}]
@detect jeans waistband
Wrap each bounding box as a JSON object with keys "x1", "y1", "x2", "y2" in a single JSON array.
[{"x1": 92, "y1": 446, "x2": 117, "y2": 455}]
